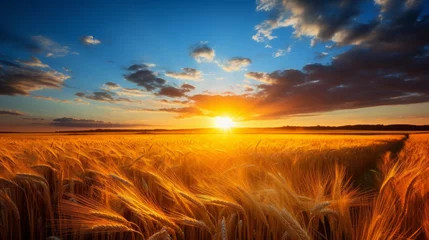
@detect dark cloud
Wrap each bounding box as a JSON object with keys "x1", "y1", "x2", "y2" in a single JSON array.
[
  {"x1": 253, "y1": 0, "x2": 429, "y2": 54},
  {"x1": 0, "y1": 109, "x2": 24, "y2": 116},
  {"x1": 51, "y1": 117, "x2": 141, "y2": 128},
  {"x1": 157, "y1": 84, "x2": 196, "y2": 98},
  {"x1": 74, "y1": 91, "x2": 139, "y2": 104},
  {"x1": 168, "y1": 46, "x2": 429, "y2": 120},
  {"x1": 245, "y1": 72, "x2": 273, "y2": 83},
  {"x1": 103, "y1": 82, "x2": 121, "y2": 90},
  {"x1": 22, "y1": 117, "x2": 45, "y2": 121},
  {"x1": 0, "y1": 60, "x2": 70, "y2": 95},
  {"x1": 124, "y1": 64, "x2": 196, "y2": 98},
  {"x1": 127, "y1": 64, "x2": 149, "y2": 71},
  {"x1": 253, "y1": 0, "x2": 363, "y2": 43},
  {"x1": 165, "y1": 68, "x2": 203, "y2": 81},
  {"x1": 124, "y1": 69, "x2": 166, "y2": 91},
  {"x1": 190, "y1": 43, "x2": 215, "y2": 63}
]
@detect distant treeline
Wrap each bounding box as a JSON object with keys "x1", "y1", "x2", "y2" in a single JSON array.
[
  {"x1": 280, "y1": 124, "x2": 429, "y2": 131},
  {"x1": 2, "y1": 124, "x2": 429, "y2": 134}
]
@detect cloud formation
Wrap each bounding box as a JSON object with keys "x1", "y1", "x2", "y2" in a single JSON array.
[
  {"x1": 17, "y1": 56, "x2": 49, "y2": 68},
  {"x1": 22, "y1": 117, "x2": 45, "y2": 121},
  {"x1": 157, "y1": 84, "x2": 196, "y2": 98},
  {"x1": 81, "y1": 36, "x2": 101, "y2": 45},
  {"x1": 252, "y1": 0, "x2": 428, "y2": 53},
  {"x1": 75, "y1": 91, "x2": 139, "y2": 104},
  {"x1": 0, "y1": 109, "x2": 24, "y2": 116},
  {"x1": 124, "y1": 64, "x2": 195, "y2": 98},
  {"x1": 190, "y1": 43, "x2": 215, "y2": 63},
  {"x1": 51, "y1": 117, "x2": 141, "y2": 128},
  {"x1": 32, "y1": 95, "x2": 73, "y2": 103},
  {"x1": 165, "y1": 68, "x2": 203, "y2": 81},
  {"x1": 62, "y1": 67, "x2": 72, "y2": 72},
  {"x1": 32, "y1": 35, "x2": 75, "y2": 57},
  {"x1": 0, "y1": 60, "x2": 70, "y2": 95},
  {"x1": 218, "y1": 57, "x2": 252, "y2": 72},
  {"x1": 103, "y1": 82, "x2": 121, "y2": 90},
  {"x1": 273, "y1": 46, "x2": 291, "y2": 58}
]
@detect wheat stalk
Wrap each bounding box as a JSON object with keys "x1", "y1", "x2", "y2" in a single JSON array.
[
  {"x1": 221, "y1": 216, "x2": 228, "y2": 240},
  {"x1": 148, "y1": 227, "x2": 172, "y2": 240}
]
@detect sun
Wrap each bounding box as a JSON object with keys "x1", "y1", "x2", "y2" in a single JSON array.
[{"x1": 214, "y1": 116, "x2": 235, "y2": 130}]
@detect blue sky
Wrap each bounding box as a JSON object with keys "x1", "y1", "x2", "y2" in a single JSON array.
[{"x1": 1, "y1": 0, "x2": 429, "y2": 131}]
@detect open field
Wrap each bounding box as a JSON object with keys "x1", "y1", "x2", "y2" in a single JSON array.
[{"x1": 0, "y1": 133, "x2": 428, "y2": 239}]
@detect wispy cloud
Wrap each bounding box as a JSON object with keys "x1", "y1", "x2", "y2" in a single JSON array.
[
  {"x1": 218, "y1": 57, "x2": 252, "y2": 72},
  {"x1": 273, "y1": 46, "x2": 291, "y2": 58},
  {"x1": 32, "y1": 35, "x2": 75, "y2": 58},
  {"x1": 165, "y1": 68, "x2": 203, "y2": 81},
  {"x1": 17, "y1": 56, "x2": 49, "y2": 68},
  {"x1": 0, "y1": 109, "x2": 25, "y2": 116}
]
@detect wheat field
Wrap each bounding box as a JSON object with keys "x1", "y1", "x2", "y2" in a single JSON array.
[{"x1": 0, "y1": 133, "x2": 428, "y2": 240}]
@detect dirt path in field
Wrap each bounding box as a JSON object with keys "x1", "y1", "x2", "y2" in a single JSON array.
[
  {"x1": 386, "y1": 133, "x2": 409, "y2": 158},
  {"x1": 356, "y1": 134, "x2": 409, "y2": 190}
]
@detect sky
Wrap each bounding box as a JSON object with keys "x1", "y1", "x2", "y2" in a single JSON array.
[{"x1": 1, "y1": 0, "x2": 429, "y2": 131}]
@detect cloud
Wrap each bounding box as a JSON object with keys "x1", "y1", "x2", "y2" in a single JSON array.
[
  {"x1": 32, "y1": 95, "x2": 73, "y2": 103},
  {"x1": 124, "y1": 64, "x2": 195, "y2": 98},
  {"x1": 265, "y1": 44, "x2": 272, "y2": 48},
  {"x1": 51, "y1": 117, "x2": 141, "y2": 128},
  {"x1": 316, "y1": 52, "x2": 329, "y2": 59},
  {"x1": 75, "y1": 91, "x2": 139, "y2": 104},
  {"x1": 0, "y1": 60, "x2": 70, "y2": 95},
  {"x1": 0, "y1": 109, "x2": 24, "y2": 116},
  {"x1": 124, "y1": 68, "x2": 166, "y2": 91},
  {"x1": 81, "y1": 36, "x2": 101, "y2": 45},
  {"x1": 32, "y1": 35, "x2": 74, "y2": 58},
  {"x1": 103, "y1": 82, "x2": 121, "y2": 90},
  {"x1": 218, "y1": 57, "x2": 252, "y2": 72},
  {"x1": 252, "y1": 0, "x2": 429, "y2": 55},
  {"x1": 273, "y1": 46, "x2": 291, "y2": 58},
  {"x1": 62, "y1": 67, "x2": 72, "y2": 72},
  {"x1": 165, "y1": 68, "x2": 203, "y2": 81},
  {"x1": 74, "y1": 98, "x2": 90, "y2": 105},
  {"x1": 245, "y1": 71, "x2": 273, "y2": 84},
  {"x1": 252, "y1": 1, "x2": 364, "y2": 43},
  {"x1": 22, "y1": 117, "x2": 45, "y2": 121},
  {"x1": 190, "y1": 43, "x2": 215, "y2": 63},
  {"x1": 127, "y1": 64, "x2": 152, "y2": 71},
  {"x1": 172, "y1": 43, "x2": 429, "y2": 121},
  {"x1": 117, "y1": 88, "x2": 149, "y2": 97},
  {"x1": 17, "y1": 56, "x2": 49, "y2": 68},
  {"x1": 157, "y1": 84, "x2": 195, "y2": 98},
  {"x1": 256, "y1": 0, "x2": 280, "y2": 11}
]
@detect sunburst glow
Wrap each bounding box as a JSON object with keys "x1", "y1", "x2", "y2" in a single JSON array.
[{"x1": 214, "y1": 116, "x2": 235, "y2": 130}]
